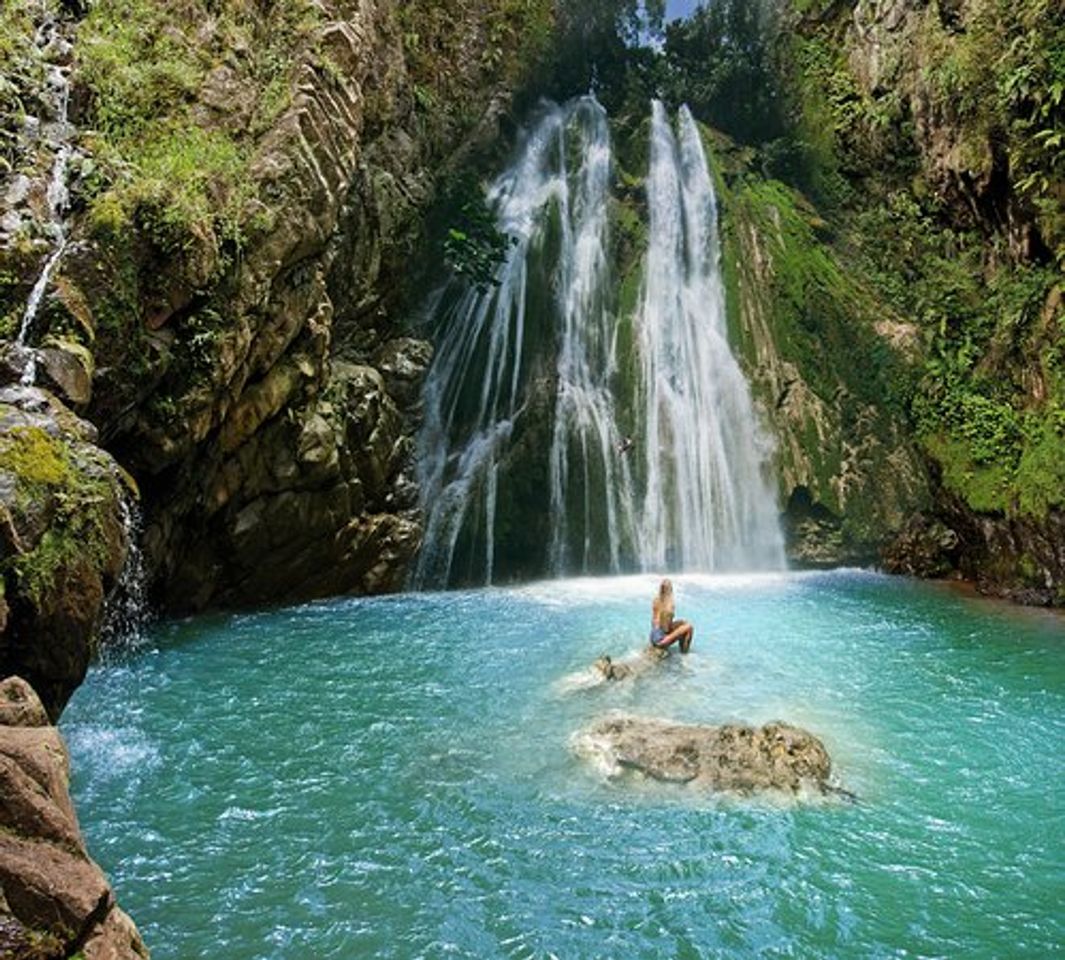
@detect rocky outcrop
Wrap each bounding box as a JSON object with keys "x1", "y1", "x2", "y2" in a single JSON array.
[
  {"x1": 575, "y1": 713, "x2": 840, "y2": 797},
  {"x1": 0, "y1": 375, "x2": 132, "y2": 720},
  {"x1": 151, "y1": 357, "x2": 426, "y2": 610},
  {"x1": 0, "y1": 0, "x2": 554, "y2": 614},
  {"x1": 843, "y1": 0, "x2": 1048, "y2": 260},
  {"x1": 886, "y1": 501, "x2": 1065, "y2": 606},
  {"x1": 590, "y1": 647, "x2": 670, "y2": 682},
  {"x1": 715, "y1": 162, "x2": 932, "y2": 566},
  {"x1": 882, "y1": 512, "x2": 961, "y2": 580},
  {"x1": 795, "y1": 0, "x2": 1065, "y2": 603},
  {"x1": 0, "y1": 676, "x2": 148, "y2": 958}
]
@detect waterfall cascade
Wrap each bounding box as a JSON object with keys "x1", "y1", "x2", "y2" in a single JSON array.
[
  {"x1": 635, "y1": 103, "x2": 785, "y2": 571},
  {"x1": 416, "y1": 97, "x2": 784, "y2": 588},
  {"x1": 17, "y1": 3, "x2": 77, "y2": 386},
  {"x1": 415, "y1": 97, "x2": 634, "y2": 587},
  {"x1": 98, "y1": 495, "x2": 151, "y2": 658}
]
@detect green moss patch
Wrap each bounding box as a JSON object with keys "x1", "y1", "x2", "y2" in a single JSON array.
[{"x1": 0, "y1": 425, "x2": 117, "y2": 606}]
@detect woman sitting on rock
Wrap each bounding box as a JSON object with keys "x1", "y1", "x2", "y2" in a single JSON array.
[{"x1": 649, "y1": 578, "x2": 693, "y2": 653}]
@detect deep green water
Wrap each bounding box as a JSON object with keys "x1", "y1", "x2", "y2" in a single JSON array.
[{"x1": 64, "y1": 571, "x2": 1064, "y2": 959}]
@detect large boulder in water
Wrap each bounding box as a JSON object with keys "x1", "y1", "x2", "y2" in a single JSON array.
[
  {"x1": 0, "y1": 676, "x2": 148, "y2": 958},
  {"x1": 576, "y1": 713, "x2": 836, "y2": 796}
]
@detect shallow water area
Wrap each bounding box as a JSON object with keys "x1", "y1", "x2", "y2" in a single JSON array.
[{"x1": 64, "y1": 570, "x2": 1064, "y2": 959}]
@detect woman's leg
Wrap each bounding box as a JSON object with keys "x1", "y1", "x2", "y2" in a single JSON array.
[{"x1": 665, "y1": 620, "x2": 693, "y2": 653}]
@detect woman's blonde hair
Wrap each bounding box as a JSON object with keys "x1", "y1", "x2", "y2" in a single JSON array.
[{"x1": 658, "y1": 578, "x2": 673, "y2": 600}]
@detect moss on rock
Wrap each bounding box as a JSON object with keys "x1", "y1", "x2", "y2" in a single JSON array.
[{"x1": 0, "y1": 392, "x2": 130, "y2": 720}]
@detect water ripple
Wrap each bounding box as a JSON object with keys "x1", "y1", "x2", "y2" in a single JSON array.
[{"x1": 61, "y1": 571, "x2": 1065, "y2": 959}]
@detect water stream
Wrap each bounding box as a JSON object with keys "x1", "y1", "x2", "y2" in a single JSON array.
[
  {"x1": 98, "y1": 495, "x2": 152, "y2": 656},
  {"x1": 63, "y1": 571, "x2": 1065, "y2": 959},
  {"x1": 416, "y1": 97, "x2": 635, "y2": 587},
  {"x1": 416, "y1": 98, "x2": 783, "y2": 588},
  {"x1": 17, "y1": 3, "x2": 76, "y2": 386}
]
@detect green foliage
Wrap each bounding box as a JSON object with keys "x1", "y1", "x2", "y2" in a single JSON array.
[
  {"x1": 760, "y1": 0, "x2": 1065, "y2": 523},
  {"x1": 1016, "y1": 410, "x2": 1065, "y2": 515},
  {"x1": 76, "y1": 0, "x2": 324, "y2": 258},
  {"x1": 177, "y1": 308, "x2": 227, "y2": 375},
  {"x1": 440, "y1": 176, "x2": 515, "y2": 288},
  {"x1": 398, "y1": 0, "x2": 555, "y2": 97},
  {"x1": 546, "y1": 0, "x2": 664, "y2": 107},
  {"x1": 77, "y1": 0, "x2": 202, "y2": 142},
  {"x1": 662, "y1": 0, "x2": 790, "y2": 147},
  {"x1": 909, "y1": 263, "x2": 1063, "y2": 514},
  {"x1": 728, "y1": 175, "x2": 908, "y2": 407},
  {"x1": 0, "y1": 2, "x2": 48, "y2": 176},
  {"x1": 917, "y1": 0, "x2": 1065, "y2": 261},
  {"x1": 0, "y1": 426, "x2": 76, "y2": 488},
  {"x1": 841, "y1": 166, "x2": 1064, "y2": 519}
]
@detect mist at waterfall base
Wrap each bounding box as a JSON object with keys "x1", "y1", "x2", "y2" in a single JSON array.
[
  {"x1": 63, "y1": 571, "x2": 1063, "y2": 959},
  {"x1": 416, "y1": 98, "x2": 783, "y2": 589}
]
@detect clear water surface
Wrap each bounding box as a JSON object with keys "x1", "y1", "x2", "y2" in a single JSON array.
[{"x1": 63, "y1": 571, "x2": 1065, "y2": 959}]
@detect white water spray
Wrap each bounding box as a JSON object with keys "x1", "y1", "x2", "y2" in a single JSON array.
[{"x1": 98, "y1": 494, "x2": 151, "y2": 658}]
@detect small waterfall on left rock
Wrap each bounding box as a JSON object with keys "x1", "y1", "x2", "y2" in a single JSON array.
[
  {"x1": 99, "y1": 494, "x2": 151, "y2": 656},
  {"x1": 17, "y1": 2, "x2": 77, "y2": 386}
]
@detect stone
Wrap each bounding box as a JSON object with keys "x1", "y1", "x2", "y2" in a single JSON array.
[
  {"x1": 372, "y1": 337, "x2": 434, "y2": 408},
  {"x1": 592, "y1": 647, "x2": 668, "y2": 682},
  {"x1": 576, "y1": 713, "x2": 841, "y2": 797},
  {"x1": 3, "y1": 175, "x2": 32, "y2": 208},
  {"x1": 0, "y1": 677, "x2": 148, "y2": 958},
  {"x1": 83, "y1": 907, "x2": 150, "y2": 960},
  {"x1": 0, "y1": 388, "x2": 131, "y2": 720},
  {"x1": 0, "y1": 677, "x2": 48, "y2": 728},
  {"x1": 37, "y1": 337, "x2": 95, "y2": 407},
  {"x1": 0, "y1": 344, "x2": 35, "y2": 388},
  {"x1": 883, "y1": 514, "x2": 961, "y2": 579}
]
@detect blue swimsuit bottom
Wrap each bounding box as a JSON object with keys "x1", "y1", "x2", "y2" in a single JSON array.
[{"x1": 649, "y1": 626, "x2": 668, "y2": 648}]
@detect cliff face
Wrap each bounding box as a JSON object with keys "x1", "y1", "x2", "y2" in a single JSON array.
[
  {"x1": 0, "y1": 382, "x2": 134, "y2": 720},
  {"x1": 772, "y1": 0, "x2": 1065, "y2": 601},
  {"x1": 715, "y1": 157, "x2": 932, "y2": 566},
  {"x1": 1, "y1": 0, "x2": 553, "y2": 615}
]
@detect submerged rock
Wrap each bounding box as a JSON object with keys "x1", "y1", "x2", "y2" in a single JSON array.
[
  {"x1": 576, "y1": 713, "x2": 838, "y2": 797},
  {"x1": 592, "y1": 647, "x2": 669, "y2": 682},
  {"x1": 0, "y1": 676, "x2": 148, "y2": 959}
]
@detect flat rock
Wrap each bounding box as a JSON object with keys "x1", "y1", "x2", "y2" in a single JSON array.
[{"x1": 576, "y1": 713, "x2": 839, "y2": 797}]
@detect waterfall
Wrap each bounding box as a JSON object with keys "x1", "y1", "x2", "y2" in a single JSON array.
[
  {"x1": 545, "y1": 100, "x2": 635, "y2": 576},
  {"x1": 415, "y1": 98, "x2": 784, "y2": 589},
  {"x1": 17, "y1": 3, "x2": 76, "y2": 387},
  {"x1": 634, "y1": 102, "x2": 785, "y2": 571},
  {"x1": 415, "y1": 97, "x2": 634, "y2": 587},
  {"x1": 98, "y1": 494, "x2": 151, "y2": 658}
]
